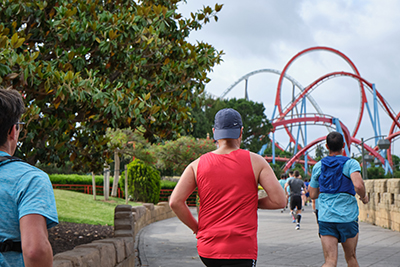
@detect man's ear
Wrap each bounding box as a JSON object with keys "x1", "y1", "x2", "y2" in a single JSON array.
[
  {"x1": 9, "y1": 124, "x2": 18, "y2": 142},
  {"x1": 325, "y1": 143, "x2": 329, "y2": 150},
  {"x1": 239, "y1": 127, "x2": 243, "y2": 138}
]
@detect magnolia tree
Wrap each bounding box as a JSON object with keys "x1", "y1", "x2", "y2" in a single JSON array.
[{"x1": 0, "y1": 0, "x2": 223, "y2": 172}]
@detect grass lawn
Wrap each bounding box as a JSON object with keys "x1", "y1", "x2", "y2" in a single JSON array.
[{"x1": 54, "y1": 189, "x2": 142, "y2": 226}]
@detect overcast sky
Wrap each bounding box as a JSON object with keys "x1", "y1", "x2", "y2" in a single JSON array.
[{"x1": 178, "y1": 0, "x2": 400, "y2": 157}]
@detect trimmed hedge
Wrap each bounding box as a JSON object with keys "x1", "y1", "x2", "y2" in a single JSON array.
[
  {"x1": 160, "y1": 180, "x2": 178, "y2": 189},
  {"x1": 49, "y1": 174, "x2": 177, "y2": 190},
  {"x1": 49, "y1": 174, "x2": 113, "y2": 187}
]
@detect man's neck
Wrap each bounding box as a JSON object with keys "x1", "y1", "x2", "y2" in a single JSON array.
[
  {"x1": 214, "y1": 138, "x2": 241, "y2": 154},
  {"x1": 0, "y1": 144, "x2": 12, "y2": 155},
  {"x1": 328, "y1": 150, "x2": 342, "y2": 156}
]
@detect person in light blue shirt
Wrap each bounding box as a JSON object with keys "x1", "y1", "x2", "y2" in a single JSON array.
[
  {"x1": 0, "y1": 88, "x2": 58, "y2": 267},
  {"x1": 278, "y1": 173, "x2": 287, "y2": 190},
  {"x1": 278, "y1": 173, "x2": 288, "y2": 212},
  {"x1": 309, "y1": 132, "x2": 368, "y2": 267}
]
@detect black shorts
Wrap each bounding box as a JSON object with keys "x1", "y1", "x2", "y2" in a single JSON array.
[
  {"x1": 200, "y1": 257, "x2": 257, "y2": 267},
  {"x1": 290, "y1": 195, "x2": 302, "y2": 211}
]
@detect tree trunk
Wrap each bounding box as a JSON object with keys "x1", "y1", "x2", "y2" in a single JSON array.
[
  {"x1": 104, "y1": 166, "x2": 109, "y2": 200},
  {"x1": 92, "y1": 172, "x2": 96, "y2": 200},
  {"x1": 111, "y1": 151, "x2": 120, "y2": 197}
]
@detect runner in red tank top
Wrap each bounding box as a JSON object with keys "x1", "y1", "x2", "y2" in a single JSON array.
[{"x1": 170, "y1": 108, "x2": 286, "y2": 267}]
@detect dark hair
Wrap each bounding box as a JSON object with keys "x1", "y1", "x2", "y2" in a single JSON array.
[
  {"x1": 288, "y1": 170, "x2": 294, "y2": 176},
  {"x1": 326, "y1": 132, "x2": 344, "y2": 152},
  {"x1": 0, "y1": 88, "x2": 25, "y2": 146},
  {"x1": 294, "y1": 170, "x2": 300, "y2": 178},
  {"x1": 280, "y1": 173, "x2": 286, "y2": 179}
]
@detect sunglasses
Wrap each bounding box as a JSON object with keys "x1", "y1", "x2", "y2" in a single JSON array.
[{"x1": 15, "y1": 122, "x2": 25, "y2": 131}]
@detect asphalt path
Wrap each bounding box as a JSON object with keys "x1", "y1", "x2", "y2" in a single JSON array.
[{"x1": 136, "y1": 205, "x2": 400, "y2": 267}]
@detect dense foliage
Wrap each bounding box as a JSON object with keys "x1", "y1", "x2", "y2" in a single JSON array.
[
  {"x1": 0, "y1": 0, "x2": 223, "y2": 172},
  {"x1": 190, "y1": 96, "x2": 272, "y2": 152},
  {"x1": 119, "y1": 158, "x2": 161, "y2": 204},
  {"x1": 106, "y1": 127, "x2": 157, "y2": 166},
  {"x1": 37, "y1": 161, "x2": 87, "y2": 175},
  {"x1": 153, "y1": 135, "x2": 215, "y2": 175}
]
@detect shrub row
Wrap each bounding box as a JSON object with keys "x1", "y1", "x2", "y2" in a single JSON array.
[
  {"x1": 49, "y1": 174, "x2": 113, "y2": 186},
  {"x1": 49, "y1": 174, "x2": 177, "y2": 189},
  {"x1": 160, "y1": 180, "x2": 178, "y2": 189}
]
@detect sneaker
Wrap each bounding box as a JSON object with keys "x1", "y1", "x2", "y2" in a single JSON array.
[
  {"x1": 295, "y1": 224, "x2": 300, "y2": 230},
  {"x1": 290, "y1": 211, "x2": 296, "y2": 221},
  {"x1": 292, "y1": 219, "x2": 296, "y2": 223}
]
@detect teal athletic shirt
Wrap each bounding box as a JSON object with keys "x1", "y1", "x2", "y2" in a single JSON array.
[
  {"x1": 0, "y1": 151, "x2": 58, "y2": 267},
  {"x1": 278, "y1": 179, "x2": 286, "y2": 190},
  {"x1": 310, "y1": 155, "x2": 361, "y2": 223}
]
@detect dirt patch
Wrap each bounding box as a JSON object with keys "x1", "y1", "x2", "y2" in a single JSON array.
[{"x1": 48, "y1": 221, "x2": 114, "y2": 255}]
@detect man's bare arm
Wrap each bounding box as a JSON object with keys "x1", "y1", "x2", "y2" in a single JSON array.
[
  {"x1": 20, "y1": 214, "x2": 53, "y2": 267},
  {"x1": 169, "y1": 162, "x2": 199, "y2": 234},
  {"x1": 253, "y1": 154, "x2": 286, "y2": 209},
  {"x1": 309, "y1": 186, "x2": 320, "y2": 200},
  {"x1": 350, "y1": 171, "x2": 369, "y2": 204}
]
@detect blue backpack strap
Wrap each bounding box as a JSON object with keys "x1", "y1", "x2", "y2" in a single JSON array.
[{"x1": 319, "y1": 156, "x2": 356, "y2": 195}]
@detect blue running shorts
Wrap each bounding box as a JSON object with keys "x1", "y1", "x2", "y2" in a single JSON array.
[{"x1": 318, "y1": 221, "x2": 359, "y2": 243}]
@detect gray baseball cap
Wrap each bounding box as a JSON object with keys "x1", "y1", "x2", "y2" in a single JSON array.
[{"x1": 213, "y1": 108, "x2": 243, "y2": 140}]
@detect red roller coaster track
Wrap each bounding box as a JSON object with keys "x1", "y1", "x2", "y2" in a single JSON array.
[
  {"x1": 223, "y1": 46, "x2": 400, "y2": 173},
  {"x1": 270, "y1": 47, "x2": 400, "y2": 172}
]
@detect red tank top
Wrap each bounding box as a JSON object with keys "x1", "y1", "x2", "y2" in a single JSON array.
[{"x1": 196, "y1": 149, "x2": 258, "y2": 259}]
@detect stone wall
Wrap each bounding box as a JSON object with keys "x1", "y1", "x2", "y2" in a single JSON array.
[
  {"x1": 358, "y1": 178, "x2": 400, "y2": 232},
  {"x1": 53, "y1": 202, "x2": 176, "y2": 267}
]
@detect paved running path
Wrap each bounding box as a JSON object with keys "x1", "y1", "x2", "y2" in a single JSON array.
[{"x1": 136, "y1": 205, "x2": 400, "y2": 267}]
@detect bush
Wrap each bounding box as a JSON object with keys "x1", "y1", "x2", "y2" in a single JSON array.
[{"x1": 119, "y1": 159, "x2": 161, "y2": 204}]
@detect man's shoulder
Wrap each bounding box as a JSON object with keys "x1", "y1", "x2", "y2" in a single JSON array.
[
  {"x1": 249, "y1": 151, "x2": 265, "y2": 161},
  {"x1": 343, "y1": 157, "x2": 361, "y2": 175},
  {"x1": 314, "y1": 161, "x2": 322, "y2": 169},
  {"x1": 2, "y1": 159, "x2": 48, "y2": 177},
  {"x1": 345, "y1": 157, "x2": 360, "y2": 165}
]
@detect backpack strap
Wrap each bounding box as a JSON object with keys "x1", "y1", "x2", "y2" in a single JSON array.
[
  {"x1": 0, "y1": 155, "x2": 22, "y2": 166},
  {"x1": 0, "y1": 240, "x2": 22, "y2": 253},
  {"x1": 0, "y1": 156, "x2": 23, "y2": 253}
]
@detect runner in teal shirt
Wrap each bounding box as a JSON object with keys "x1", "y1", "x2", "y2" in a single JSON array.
[
  {"x1": 310, "y1": 157, "x2": 360, "y2": 223},
  {"x1": 0, "y1": 88, "x2": 58, "y2": 267},
  {"x1": 0, "y1": 152, "x2": 58, "y2": 267}
]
